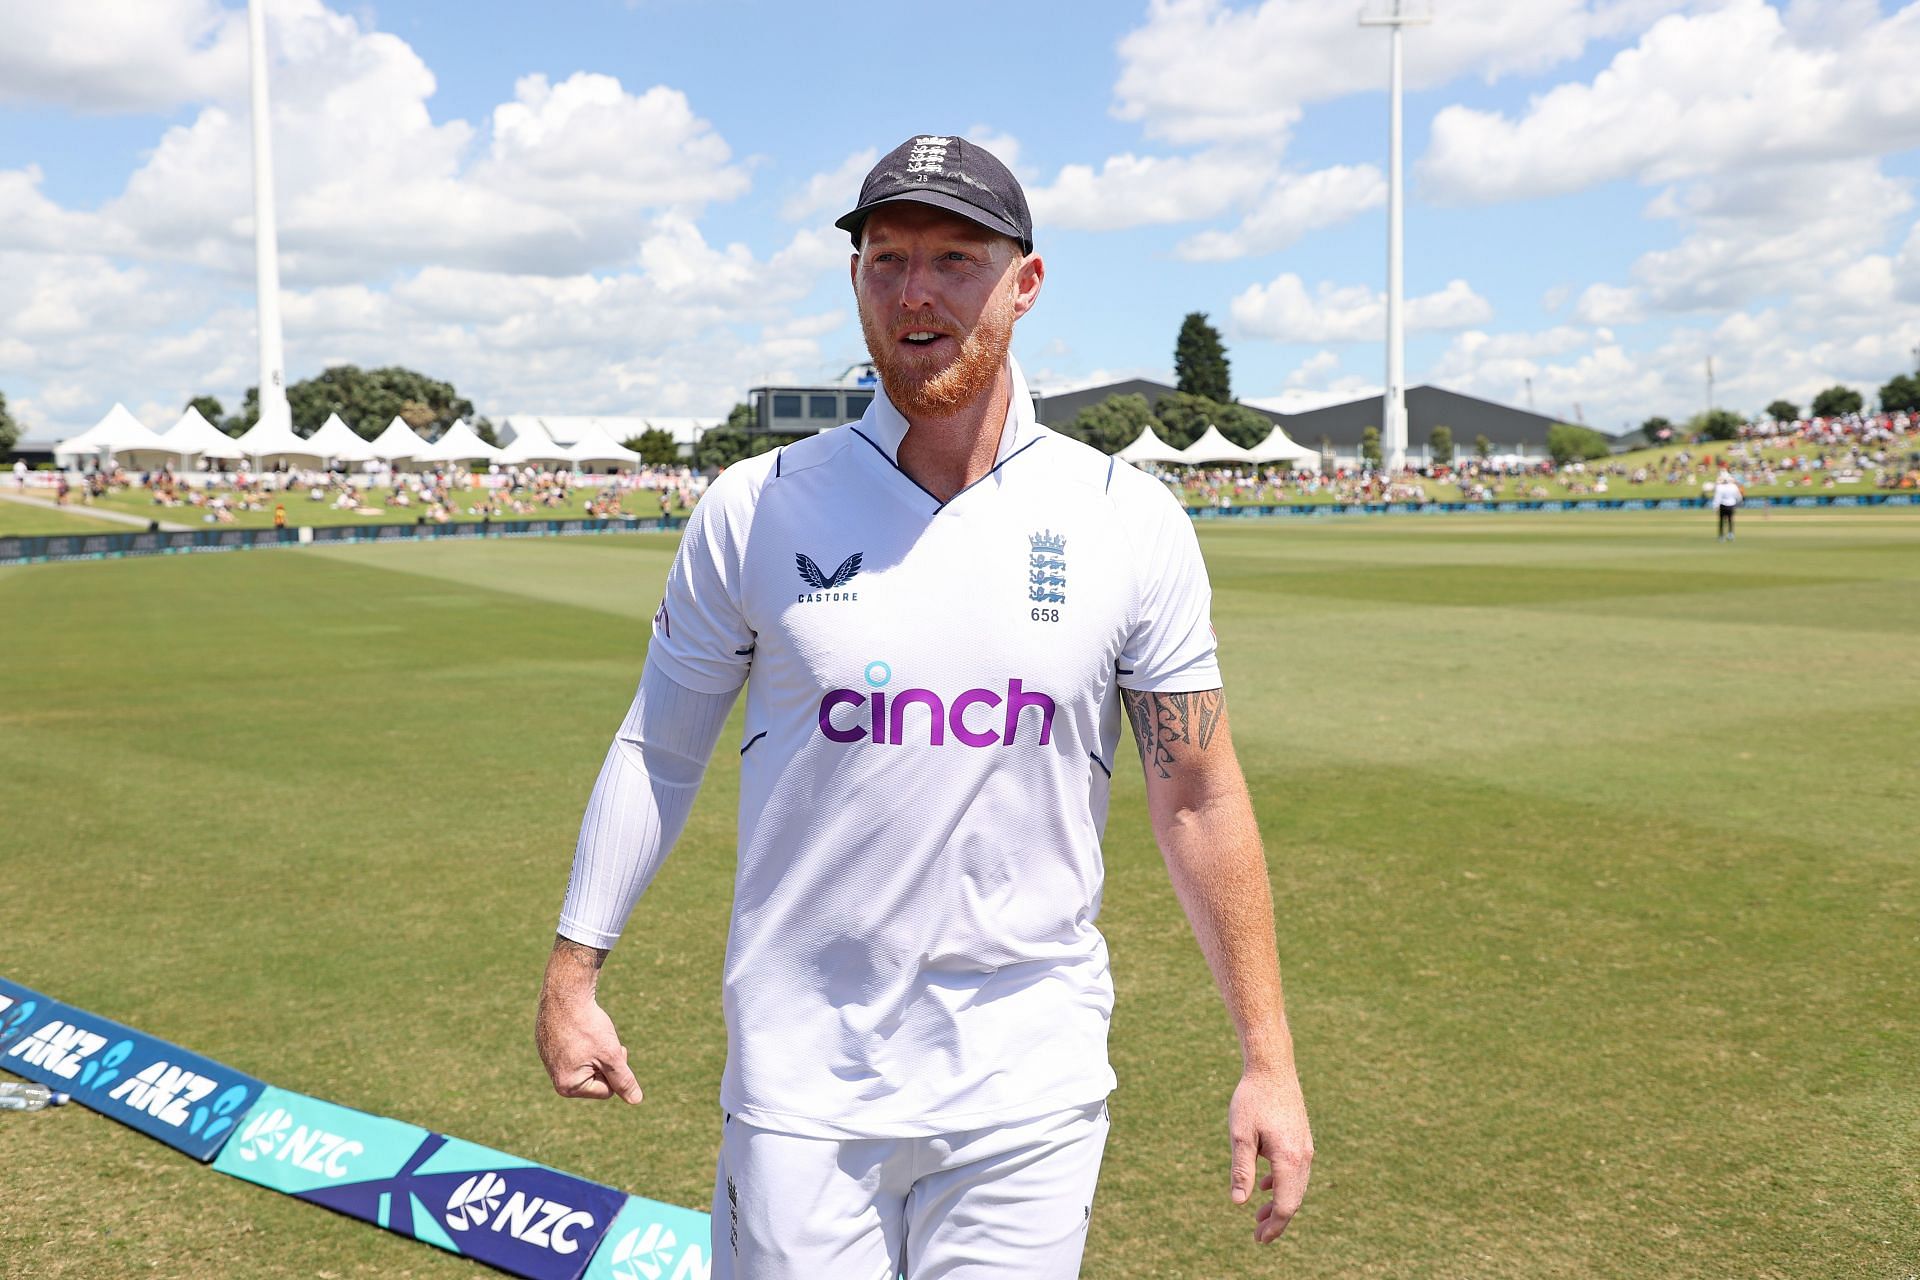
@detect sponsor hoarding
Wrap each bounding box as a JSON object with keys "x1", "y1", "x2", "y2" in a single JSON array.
[
  {"x1": 218, "y1": 1092, "x2": 626, "y2": 1280},
  {"x1": 214, "y1": 1085, "x2": 431, "y2": 1197},
  {"x1": 584, "y1": 1195, "x2": 714, "y2": 1280},
  {"x1": 0, "y1": 976, "x2": 262, "y2": 1161}
]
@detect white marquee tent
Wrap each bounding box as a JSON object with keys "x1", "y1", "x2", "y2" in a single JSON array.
[
  {"x1": 307, "y1": 413, "x2": 376, "y2": 465},
  {"x1": 1245, "y1": 425, "x2": 1320, "y2": 468},
  {"x1": 414, "y1": 419, "x2": 501, "y2": 465},
  {"x1": 1176, "y1": 424, "x2": 1257, "y2": 466},
  {"x1": 53, "y1": 404, "x2": 172, "y2": 468},
  {"x1": 495, "y1": 419, "x2": 570, "y2": 466},
  {"x1": 158, "y1": 407, "x2": 247, "y2": 463},
  {"x1": 368, "y1": 416, "x2": 429, "y2": 463},
  {"x1": 234, "y1": 413, "x2": 325, "y2": 466},
  {"x1": 565, "y1": 426, "x2": 641, "y2": 470},
  {"x1": 1115, "y1": 423, "x2": 1189, "y2": 465}
]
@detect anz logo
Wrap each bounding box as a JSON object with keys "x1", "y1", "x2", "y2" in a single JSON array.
[
  {"x1": 6, "y1": 1020, "x2": 111, "y2": 1081},
  {"x1": 444, "y1": 1172, "x2": 596, "y2": 1255},
  {"x1": 606, "y1": 1222, "x2": 711, "y2": 1280},
  {"x1": 107, "y1": 1060, "x2": 218, "y2": 1128}
]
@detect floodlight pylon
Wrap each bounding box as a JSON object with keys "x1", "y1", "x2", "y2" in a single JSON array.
[
  {"x1": 1360, "y1": 1, "x2": 1431, "y2": 474},
  {"x1": 248, "y1": 0, "x2": 291, "y2": 434}
]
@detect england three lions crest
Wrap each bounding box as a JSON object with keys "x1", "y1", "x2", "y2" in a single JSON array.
[{"x1": 1028, "y1": 530, "x2": 1066, "y2": 605}]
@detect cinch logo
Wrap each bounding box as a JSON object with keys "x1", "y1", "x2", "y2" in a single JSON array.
[
  {"x1": 445, "y1": 1173, "x2": 596, "y2": 1255},
  {"x1": 607, "y1": 1222, "x2": 710, "y2": 1280},
  {"x1": 817, "y1": 661, "x2": 1056, "y2": 748},
  {"x1": 6, "y1": 1020, "x2": 108, "y2": 1080},
  {"x1": 233, "y1": 1106, "x2": 364, "y2": 1177},
  {"x1": 107, "y1": 1060, "x2": 217, "y2": 1127}
]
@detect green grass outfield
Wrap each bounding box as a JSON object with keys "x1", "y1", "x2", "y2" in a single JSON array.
[
  {"x1": 1, "y1": 510, "x2": 1915, "y2": 1279},
  {"x1": 0, "y1": 499, "x2": 136, "y2": 537}
]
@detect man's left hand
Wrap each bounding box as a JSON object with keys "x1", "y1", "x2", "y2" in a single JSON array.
[{"x1": 1228, "y1": 1068, "x2": 1313, "y2": 1244}]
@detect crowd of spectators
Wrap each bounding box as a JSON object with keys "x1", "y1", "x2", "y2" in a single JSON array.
[
  {"x1": 34, "y1": 460, "x2": 713, "y2": 526},
  {"x1": 1155, "y1": 409, "x2": 1919, "y2": 508}
]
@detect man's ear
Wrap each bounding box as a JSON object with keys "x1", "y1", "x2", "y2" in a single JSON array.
[{"x1": 1012, "y1": 253, "x2": 1045, "y2": 320}]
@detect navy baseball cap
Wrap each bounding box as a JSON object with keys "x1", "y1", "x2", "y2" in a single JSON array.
[{"x1": 836, "y1": 135, "x2": 1033, "y2": 253}]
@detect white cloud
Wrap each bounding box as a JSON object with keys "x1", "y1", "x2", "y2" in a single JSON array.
[
  {"x1": 1421, "y1": 0, "x2": 1920, "y2": 204},
  {"x1": 1285, "y1": 350, "x2": 1343, "y2": 389},
  {"x1": 22, "y1": 3, "x2": 754, "y2": 283},
  {"x1": 1028, "y1": 149, "x2": 1274, "y2": 232},
  {"x1": 1421, "y1": 265, "x2": 1920, "y2": 430},
  {"x1": 1629, "y1": 159, "x2": 1912, "y2": 312},
  {"x1": 478, "y1": 74, "x2": 749, "y2": 215},
  {"x1": 1245, "y1": 350, "x2": 1379, "y2": 413},
  {"x1": 1175, "y1": 164, "x2": 1385, "y2": 261},
  {"x1": 0, "y1": 0, "x2": 247, "y2": 113},
  {"x1": 962, "y1": 126, "x2": 1026, "y2": 177},
  {"x1": 783, "y1": 147, "x2": 877, "y2": 223},
  {"x1": 1111, "y1": 0, "x2": 1690, "y2": 148},
  {"x1": 1232, "y1": 274, "x2": 1492, "y2": 343},
  {"x1": 1245, "y1": 383, "x2": 1380, "y2": 415},
  {"x1": 1574, "y1": 283, "x2": 1645, "y2": 325}
]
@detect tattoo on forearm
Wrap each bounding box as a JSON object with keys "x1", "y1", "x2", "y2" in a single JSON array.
[{"x1": 1121, "y1": 688, "x2": 1225, "y2": 780}]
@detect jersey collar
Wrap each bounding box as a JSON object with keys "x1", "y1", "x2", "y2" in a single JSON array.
[{"x1": 859, "y1": 356, "x2": 1039, "y2": 467}]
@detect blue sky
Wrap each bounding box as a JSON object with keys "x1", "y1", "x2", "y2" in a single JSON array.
[{"x1": 4, "y1": 0, "x2": 1919, "y2": 440}]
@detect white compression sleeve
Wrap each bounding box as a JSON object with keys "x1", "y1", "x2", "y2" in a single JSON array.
[{"x1": 555, "y1": 660, "x2": 739, "y2": 950}]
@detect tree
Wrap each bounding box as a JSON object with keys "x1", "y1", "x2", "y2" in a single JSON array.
[
  {"x1": 625, "y1": 428, "x2": 680, "y2": 466},
  {"x1": 1474, "y1": 433, "x2": 1491, "y2": 460},
  {"x1": 1546, "y1": 422, "x2": 1611, "y2": 465},
  {"x1": 1689, "y1": 408, "x2": 1743, "y2": 441},
  {"x1": 234, "y1": 365, "x2": 482, "y2": 438},
  {"x1": 1360, "y1": 426, "x2": 1382, "y2": 469},
  {"x1": 695, "y1": 427, "x2": 748, "y2": 470},
  {"x1": 1428, "y1": 425, "x2": 1454, "y2": 468},
  {"x1": 1640, "y1": 415, "x2": 1675, "y2": 442},
  {"x1": 1764, "y1": 399, "x2": 1799, "y2": 423},
  {"x1": 0, "y1": 390, "x2": 19, "y2": 456},
  {"x1": 724, "y1": 401, "x2": 756, "y2": 433},
  {"x1": 1151, "y1": 390, "x2": 1270, "y2": 450},
  {"x1": 1878, "y1": 374, "x2": 1920, "y2": 415},
  {"x1": 1057, "y1": 393, "x2": 1157, "y2": 455},
  {"x1": 188, "y1": 395, "x2": 224, "y2": 425},
  {"x1": 1810, "y1": 384, "x2": 1863, "y2": 418},
  {"x1": 1173, "y1": 312, "x2": 1231, "y2": 403}
]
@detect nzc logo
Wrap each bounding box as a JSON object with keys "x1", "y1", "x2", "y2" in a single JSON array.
[{"x1": 445, "y1": 1173, "x2": 596, "y2": 1255}]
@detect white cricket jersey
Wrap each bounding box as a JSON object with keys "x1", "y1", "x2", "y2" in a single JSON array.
[{"x1": 650, "y1": 359, "x2": 1219, "y2": 1138}]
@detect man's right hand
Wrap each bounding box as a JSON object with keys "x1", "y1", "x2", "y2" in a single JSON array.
[{"x1": 535, "y1": 936, "x2": 645, "y2": 1104}]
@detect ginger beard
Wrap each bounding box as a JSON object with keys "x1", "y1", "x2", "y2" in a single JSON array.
[{"x1": 859, "y1": 275, "x2": 1017, "y2": 420}]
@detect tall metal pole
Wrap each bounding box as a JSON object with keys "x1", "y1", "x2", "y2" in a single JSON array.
[
  {"x1": 1361, "y1": 1, "x2": 1429, "y2": 474},
  {"x1": 248, "y1": 0, "x2": 290, "y2": 433}
]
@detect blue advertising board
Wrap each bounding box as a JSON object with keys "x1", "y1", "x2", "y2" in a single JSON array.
[
  {"x1": 0, "y1": 976, "x2": 261, "y2": 1161},
  {"x1": 214, "y1": 1085, "x2": 433, "y2": 1198},
  {"x1": 0, "y1": 975, "x2": 57, "y2": 1054},
  {"x1": 583, "y1": 1195, "x2": 714, "y2": 1280},
  {"x1": 219, "y1": 1093, "x2": 628, "y2": 1280},
  {"x1": 390, "y1": 1135, "x2": 630, "y2": 1280}
]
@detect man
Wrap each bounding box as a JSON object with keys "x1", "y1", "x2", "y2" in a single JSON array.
[
  {"x1": 1713, "y1": 468, "x2": 1743, "y2": 540},
  {"x1": 536, "y1": 135, "x2": 1311, "y2": 1277}
]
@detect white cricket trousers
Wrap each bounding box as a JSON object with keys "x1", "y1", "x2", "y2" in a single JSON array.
[{"x1": 709, "y1": 1101, "x2": 1111, "y2": 1280}]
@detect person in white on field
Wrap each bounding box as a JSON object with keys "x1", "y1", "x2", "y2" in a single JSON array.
[
  {"x1": 1714, "y1": 469, "x2": 1744, "y2": 540},
  {"x1": 535, "y1": 135, "x2": 1312, "y2": 1278}
]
